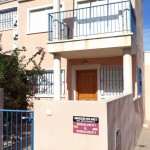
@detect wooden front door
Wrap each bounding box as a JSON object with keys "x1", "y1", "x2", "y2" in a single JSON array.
[{"x1": 76, "y1": 69, "x2": 97, "y2": 101}]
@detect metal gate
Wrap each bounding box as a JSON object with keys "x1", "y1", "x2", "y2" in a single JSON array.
[{"x1": 0, "y1": 109, "x2": 34, "y2": 150}]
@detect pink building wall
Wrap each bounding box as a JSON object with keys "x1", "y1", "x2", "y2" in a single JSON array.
[
  {"x1": 18, "y1": 0, "x2": 67, "y2": 69},
  {"x1": 34, "y1": 94, "x2": 144, "y2": 150},
  {"x1": 144, "y1": 52, "x2": 150, "y2": 128},
  {"x1": 0, "y1": 0, "x2": 144, "y2": 149},
  {"x1": 0, "y1": 0, "x2": 143, "y2": 101},
  {"x1": 107, "y1": 95, "x2": 144, "y2": 150},
  {"x1": 34, "y1": 99, "x2": 108, "y2": 150},
  {"x1": 0, "y1": 0, "x2": 17, "y2": 51}
]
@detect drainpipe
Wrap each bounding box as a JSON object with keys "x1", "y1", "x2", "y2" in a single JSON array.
[
  {"x1": 54, "y1": 0, "x2": 60, "y2": 12},
  {"x1": 53, "y1": 0, "x2": 60, "y2": 40}
]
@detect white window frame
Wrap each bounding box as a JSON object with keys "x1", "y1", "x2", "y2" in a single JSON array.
[
  {"x1": 100, "y1": 65, "x2": 123, "y2": 97},
  {"x1": 27, "y1": 3, "x2": 64, "y2": 34},
  {"x1": 33, "y1": 68, "x2": 65, "y2": 98},
  {"x1": 0, "y1": 6, "x2": 17, "y2": 31}
]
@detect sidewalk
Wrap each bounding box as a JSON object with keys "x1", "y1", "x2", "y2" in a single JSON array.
[{"x1": 134, "y1": 128, "x2": 150, "y2": 150}]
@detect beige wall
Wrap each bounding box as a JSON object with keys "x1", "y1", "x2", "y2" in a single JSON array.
[
  {"x1": 0, "y1": 0, "x2": 143, "y2": 102},
  {"x1": 0, "y1": 30, "x2": 13, "y2": 51},
  {"x1": 0, "y1": 0, "x2": 67, "y2": 69},
  {"x1": 18, "y1": 0, "x2": 68, "y2": 99},
  {"x1": 34, "y1": 100, "x2": 108, "y2": 150},
  {"x1": 0, "y1": 0, "x2": 17, "y2": 51},
  {"x1": 0, "y1": 0, "x2": 68, "y2": 100},
  {"x1": 144, "y1": 52, "x2": 150, "y2": 127},
  {"x1": 135, "y1": 0, "x2": 144, "y2": 99},
  {"x1": 34, "y1": 94, "x2": 143, "y2": 150},
  {"x1": 107, "y1": 94, "x2": 144, "y2": 150},
  {"x1": 18, "y1": 0, "x2": 67, "y2": 69},
  {"x1": 133, "y1": 0, "x2": 144, "y2": 128}
]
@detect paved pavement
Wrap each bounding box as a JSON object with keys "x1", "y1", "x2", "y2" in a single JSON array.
[{"x1": 134, "y1": 128, "x2": 150, "y2": 150}]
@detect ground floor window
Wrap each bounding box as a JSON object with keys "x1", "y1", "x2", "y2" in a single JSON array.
[
  {"x1": 29, "y1": 69, "x2": 65, "y2": 96},
  {"x1": 100, "y1": 66, "x2": 123, "y2": 97},
  {"x1": 138, "y1": 67, "x2": 142, "y2": 95}
]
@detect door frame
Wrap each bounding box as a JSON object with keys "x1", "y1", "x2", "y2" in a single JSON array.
[{"x1": 72, "y1": 64, "x2": 101, "y2": 101}]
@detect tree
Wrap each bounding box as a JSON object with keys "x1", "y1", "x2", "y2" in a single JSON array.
[{"x1": 0, "y1": 46, "x2": 45, "y2": 110}]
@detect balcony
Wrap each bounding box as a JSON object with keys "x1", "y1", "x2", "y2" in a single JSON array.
[{"x1": 48, "y1": 1, "x2": 136, "y2": 58}]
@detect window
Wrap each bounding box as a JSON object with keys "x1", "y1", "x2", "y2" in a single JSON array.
[
  {"x1": 100, "y1": 66, "x2": 123, "y2": 96},
  {"x1": 29, "y1": 6, "x2": 53, "y2": 33},
  {"x1": 0, "y1": 7, "x2": 17, "y2": 30},
  {"x1": 29, "y1": 69, "x2": 65, "y2": 96},
  {"x1": 28, "y1": 5, "x2": 62, "y2": 33},
  {"x1": 138, "y1": 68, "x2": 142, "y2": 95}
]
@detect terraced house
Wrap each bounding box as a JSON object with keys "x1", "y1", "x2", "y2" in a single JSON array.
[{"x1": 0, "y1": 0, "x2": 144, "y2": 150}]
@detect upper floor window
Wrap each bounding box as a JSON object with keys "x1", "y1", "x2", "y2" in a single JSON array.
[
  {"x1": 0, "y1": 7, "x2": 17, "y2": 31},
  {"x1": 28, "y1": 6, "x2": 53, "y2": 33},
  {"x1": 28, "y1": 5, "x2": 62, "y2": 33}
]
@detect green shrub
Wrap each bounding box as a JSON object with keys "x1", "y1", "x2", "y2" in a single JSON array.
[{"x1": 0, "y1": 46, "x2": 45, "y2": 109}]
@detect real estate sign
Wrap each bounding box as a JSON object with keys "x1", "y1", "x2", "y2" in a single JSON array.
[{"x1": 73, "y1": 116, "x2": 99, "y2": 135}]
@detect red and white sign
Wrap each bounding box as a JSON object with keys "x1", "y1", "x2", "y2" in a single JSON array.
[{"x1": 73, "y1": 116, "x2": 99, "y2": 135}]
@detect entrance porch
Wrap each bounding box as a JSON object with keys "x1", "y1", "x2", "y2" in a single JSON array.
[{"x1": 52, "y1": 48, "x2": 136, "y2": 101}]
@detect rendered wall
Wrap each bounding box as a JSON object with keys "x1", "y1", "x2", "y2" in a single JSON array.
[
  {"x1": 134, "y1": 0, "x2": 144, "y2": 128},
  {"x1": 0, "y1": 0, "x2": 17, "y2": 51},
  {"x1": 18, "y1": 0, "x2": 68, "y2": 100},
  {"x1": 107, "y1": 94, "x2": 144, "y2": 150},
  {"x1": 144, "y1": 52, "x2": 150, "y2": 127},
  {"x1": 34, "y1": 94, "x2": 143, "y2": 150},
  {"x1": 34, "y1": 100, "x2": 108, "y2": 150}
]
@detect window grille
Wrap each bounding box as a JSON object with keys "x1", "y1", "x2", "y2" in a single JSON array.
[
  {"x1": 0, "y1": 7, "x2": 17, "y2": 30},
  {"x1": 100, "y1": 66, "x2": 123, "y2": 96},
  {"x1": 29, "y1": 69, "x2": 65, "y2": 96}
]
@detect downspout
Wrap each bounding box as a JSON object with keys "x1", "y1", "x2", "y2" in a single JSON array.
[
  {"x1": 54, "y1": 0, "x2": 60, "y2": 12},
  {"x1": 53, "y1": 0, "x2": 60, "y2": 40}
]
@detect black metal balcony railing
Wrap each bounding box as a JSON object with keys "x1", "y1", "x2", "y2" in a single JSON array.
[{"x1": 48, "y1": 1, "x2": 136, "y2": 41}]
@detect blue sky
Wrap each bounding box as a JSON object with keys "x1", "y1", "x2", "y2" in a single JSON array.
[{"x1": 143, "y1": 0, "x2": 150, "y2": 51}]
